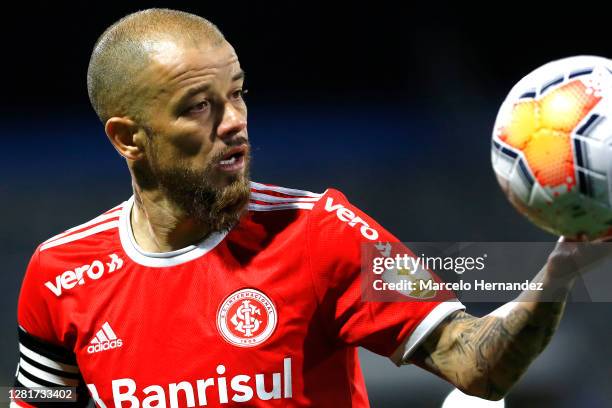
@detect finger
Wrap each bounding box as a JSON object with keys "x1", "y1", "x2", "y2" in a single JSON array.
[{"x1": 578, "y1": 233, "x2": 589, "y2": 242}]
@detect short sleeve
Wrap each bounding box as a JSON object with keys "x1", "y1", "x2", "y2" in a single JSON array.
[
  {"x1": 13, "y1": 248, "x2": 90, "y2": 407},
  {"x1": 306, "y1": 189, "x2": 465, "y2": 363}
]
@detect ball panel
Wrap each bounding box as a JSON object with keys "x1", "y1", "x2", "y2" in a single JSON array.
[
  {"x1": 491, "y1": 144, "x2": 517, "y2": 179},
  {"x1": 539, "y1": 81, "x2": 601, "y2": 132},
  {"x1": 500, "y1": 100, "x2": 537, "y2": 149},
  {"x1": 507, "y1": 159, "x2": 532, "y2": 204},
  {"x1": 529, "y1": 183, "x2": 553, "y2": 206},
  {"x1": 526, "y1": 192, "x2": 612, "y2": 240},
  {"x1": 523, "y1": 128, "x2": 573, "y2": 190}
]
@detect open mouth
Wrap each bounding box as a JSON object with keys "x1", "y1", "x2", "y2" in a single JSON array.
[{"x1": 217, "y1": 145, "x2": 247, "y2": 172}]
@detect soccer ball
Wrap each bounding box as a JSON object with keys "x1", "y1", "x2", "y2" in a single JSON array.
[{"x1": 491, "y1": 55, "x2": 612, "y2": 240}]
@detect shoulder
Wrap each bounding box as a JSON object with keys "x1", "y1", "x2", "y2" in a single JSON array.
[
  {"x1": 245, "y1": 181, "x2": 362, "y2": 237},
  {"x1": 248, "y1": 181, "x2": 327, "y2": 212},
  {"x1": 29, "y1": 201, "x2": 126, "y2": 280},
  {"x1": 249, "y1": 182, "x2": 379, "y2": 240},
  {"x1": 38, "y1": 202, "x2": 125, "y2": 252},
  {"x1": 18, "y1": 202, "x2": 127, "y2": 343},
  {"x1": 247, "y1": 181, "x2": 359, "y2": 229},
  {"x1": 248, "y1": 181, "x2": 357, "y2": 215},
  {"x1": 247, "y1": 181, "x2": 384, "y2": 242}
]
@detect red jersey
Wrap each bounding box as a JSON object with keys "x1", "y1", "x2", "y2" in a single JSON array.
[{"x1": 13, "y1": 182, "x2": 464, "y2": 407}]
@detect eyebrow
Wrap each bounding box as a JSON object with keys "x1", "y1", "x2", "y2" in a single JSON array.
[
  {"x1": 179, "y1": 83, "x2": 211, "y2": 104},
  {"x1": 232, "y1": 70, "x2": 246, "y2": 81},
  {"x1": 177, "y1": 70, "x2": 246, "y2": 104}
]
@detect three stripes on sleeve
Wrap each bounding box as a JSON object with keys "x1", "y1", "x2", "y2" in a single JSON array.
[{"x1": 13, "y1": 326, "x2": 90, "y2": 407}]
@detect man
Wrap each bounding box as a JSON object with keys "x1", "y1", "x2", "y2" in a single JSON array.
[{"x1": 12, "y1": 8, "x2": 603, "y2": 407}]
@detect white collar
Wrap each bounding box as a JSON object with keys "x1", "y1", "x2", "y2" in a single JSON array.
[{"x1": 118, "y1": 196, "x2": 230, "y2": 267}]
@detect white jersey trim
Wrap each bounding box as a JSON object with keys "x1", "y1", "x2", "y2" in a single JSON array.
[
  {"x1": 248, "y1": 202, "x2": 315, "y2": 211},
  {"x1": 42, "y1": 209, "x2": 122, "y2": 245},
  {"x1": 250, "y1": 181, "x2": 322, "y2": 197},
  {"x1": 40, "y1": 220, "x2": 119, "y2": 252},
  {"x1": 389, "y1": 301, "x2": 466, "y2": 366},
  {"x1": 118, "y1": 196, "x2": 230, "y2": 268},
  {"x1": 250, "y1": 191, "x2": 320, "y2": 203}
]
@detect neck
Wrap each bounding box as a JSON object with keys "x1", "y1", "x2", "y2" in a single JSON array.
[{"x1": 130, "y1": 186, "x2": 211, "y2": 253}]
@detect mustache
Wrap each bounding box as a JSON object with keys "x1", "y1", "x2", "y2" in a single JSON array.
[{"x1": 211, "y1": 136, "x2": 250, "y2": 162}]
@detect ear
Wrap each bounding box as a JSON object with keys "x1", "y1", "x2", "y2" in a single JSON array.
[{"x1": 105, "y1": 117, "x2": 148, "y2": 161}]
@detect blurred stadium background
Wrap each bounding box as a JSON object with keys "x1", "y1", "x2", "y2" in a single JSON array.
[{"x1": 1, "y1": 1, "x2": 611, "y2": 407}]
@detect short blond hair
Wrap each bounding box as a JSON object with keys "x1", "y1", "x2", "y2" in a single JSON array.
[{"x1": 87, "y1": 8, "x2": 225, "y2": 123}]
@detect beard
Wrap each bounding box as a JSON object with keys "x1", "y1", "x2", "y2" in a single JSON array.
[{"x1": 135, "y1": 137, "x2": 251, "y2": 234}]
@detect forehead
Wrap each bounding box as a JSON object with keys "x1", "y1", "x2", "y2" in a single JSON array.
[{"x1": 142, "y1": 40, "x2": 241, "y2": 92}]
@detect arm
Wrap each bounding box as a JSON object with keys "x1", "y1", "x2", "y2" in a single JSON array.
[
  {"x1": 15, "y1": 249, "x2": 92, "y2": 407},
  {"x1": 409, "y1": 238, "x2": 602, "y2": 400}
]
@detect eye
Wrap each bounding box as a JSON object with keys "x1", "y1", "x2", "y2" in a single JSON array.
[
  {"x1": 231, "y1": 88, "x2": 248, "y2": 100},
  {"x1": 188, "y1": 100, "x2": 210, "y2": 114}
]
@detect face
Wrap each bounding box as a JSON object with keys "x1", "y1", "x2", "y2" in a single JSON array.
[{"x1": 132, "y1": 38, "x2": 250, "y2": 232}]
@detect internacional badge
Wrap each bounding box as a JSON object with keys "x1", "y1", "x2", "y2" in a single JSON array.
[{"x1": 217, "y1": 288, "x2": 278, "y2": 347}]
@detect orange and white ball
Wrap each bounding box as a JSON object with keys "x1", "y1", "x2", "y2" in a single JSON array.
[{"x1": 492, "y1": 56, "x2": 612, "y2": 239}]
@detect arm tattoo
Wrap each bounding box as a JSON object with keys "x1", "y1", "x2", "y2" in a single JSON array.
[{"x1": 412, "y1": 301, "x2": 566, "y2": 400}]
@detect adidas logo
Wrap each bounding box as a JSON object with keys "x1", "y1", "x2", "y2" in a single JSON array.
[{"x1": 87, "y1": 322, "x2": 123, "y2": 354}]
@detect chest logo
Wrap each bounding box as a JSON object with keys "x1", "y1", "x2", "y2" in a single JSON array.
[
  {"x1": 87, "y1": 321, "x2": 123, "y2": 354},
  {"x1": 217, "y1": 288, "x2": 277, "y2": 347},
  {"x1": 44, "y1": 253, "x2": 124, "y2": 297}
]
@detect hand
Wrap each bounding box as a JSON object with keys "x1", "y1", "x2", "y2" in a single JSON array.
[{"x1": 545, "y1": 235, "x2": 612, "y2": 283}]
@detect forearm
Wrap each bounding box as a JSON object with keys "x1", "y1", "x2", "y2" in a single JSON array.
[
  {"x1": 413, "y1": 265, "x2": 575, "y2": 400},
  {"x1": 474, "y1": 266, "x2": 574, "y2": 398}
]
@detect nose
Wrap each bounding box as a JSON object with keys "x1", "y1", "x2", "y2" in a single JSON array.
[{"x1": 217, "y1": 102, "x2": 247, "y2": 140}]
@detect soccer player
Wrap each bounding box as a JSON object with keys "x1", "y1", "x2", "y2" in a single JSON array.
[{"x1": 11, "y1": 8, "x2": 606, "y2": 408}]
